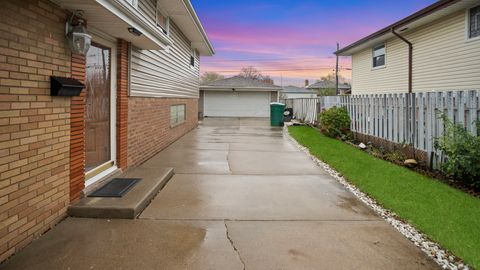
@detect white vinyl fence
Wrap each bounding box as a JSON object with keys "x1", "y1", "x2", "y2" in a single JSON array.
[{"x1": 287, "y1": 90, "x2": 480, "y2": 168}]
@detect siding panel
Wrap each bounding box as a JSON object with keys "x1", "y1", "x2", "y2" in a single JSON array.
[
  {"x1": 352, "y1": 9, "x2": 480, "y2": 94},
  {"x1": 138, "y1": 0, "x2": 156, "y2": 24},
  {"x1": 130, "y1": 14, "x2": 200, "y2": 98}
]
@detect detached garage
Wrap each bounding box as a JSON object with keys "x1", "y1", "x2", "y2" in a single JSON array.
[{"x1": 200, "y1": 76, "x2": 282, "y2": 118}]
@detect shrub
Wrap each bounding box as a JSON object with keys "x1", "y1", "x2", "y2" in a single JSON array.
[
  {"x1": 434, "y1": 114, "x2": 480, "y2": 189},
  {"x1": 318, "y1": 106, "x2": 351, "y2": 139}
]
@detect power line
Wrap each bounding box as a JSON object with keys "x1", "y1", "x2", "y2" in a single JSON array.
[
  {"x1": 203, "y1": 67, "x2": 352, "y2": 72},
  {"x1": 203, "y1": 56, "x2": 339, "y2": 62}
]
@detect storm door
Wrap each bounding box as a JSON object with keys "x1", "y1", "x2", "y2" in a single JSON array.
[{"x1": 85, "y1": 42, "x2": 115, "y2": 180}]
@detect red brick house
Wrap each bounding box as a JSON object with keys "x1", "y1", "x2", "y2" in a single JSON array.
[{"x1": 0, "y1": 0, "x2": 213, "y2": 261}]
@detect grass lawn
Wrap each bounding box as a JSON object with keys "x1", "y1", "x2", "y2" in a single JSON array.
[{"x1": 289, "y1": 126, "x2": 480, "y2": 269}]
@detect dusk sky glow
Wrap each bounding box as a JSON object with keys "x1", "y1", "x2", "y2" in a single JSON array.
[{"x1": 191, "y1": 0, "x2": 436, "y2": 86}]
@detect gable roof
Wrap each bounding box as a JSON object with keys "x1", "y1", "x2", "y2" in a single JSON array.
[
  {"x1": 201, "y1": 76, "x2": 282, "y2": 91},
  {"x1": 307, "y1": 81, "x2": 351, "y2": 90},
  {"x1": 281, "y1": 86, "x2": 315, "y2": 94},
  {"x1": 335, "y1": 0, "x2": 475, "y2": 56},
  {"x1": 160, "y1": 0, "x2": 215, "y2": 56}
]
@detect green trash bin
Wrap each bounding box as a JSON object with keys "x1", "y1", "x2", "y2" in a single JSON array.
[{"x1": 270, "y1": 102, "x2": 286, "y2": 126}]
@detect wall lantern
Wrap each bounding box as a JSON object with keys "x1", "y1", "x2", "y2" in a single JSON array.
[{"x1": 66, "y1": 11, "x2": 91, "y2": 56}]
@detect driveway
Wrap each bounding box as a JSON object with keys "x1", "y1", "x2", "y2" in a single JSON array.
[{"x1": 1, "y1": 118, "x2": 439, "y2": 270}]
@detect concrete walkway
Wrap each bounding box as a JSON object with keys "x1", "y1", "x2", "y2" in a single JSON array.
[{"x1": 1, "y1": 118, "x2": 439, "y2": 270}]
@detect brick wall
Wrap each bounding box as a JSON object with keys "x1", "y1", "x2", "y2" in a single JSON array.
[
  {"x1": 116, "y1": 40, "x2": 129, "y2": 170},
  {"x1": 69, "y1": 54, "x2": 85, "y2": 203},
  {"x1": 0, "y1": 0, "x2": 71, "y2": 261},
  {"x1": 127, "y1": 98, "x2": 198, "y2": 167}
]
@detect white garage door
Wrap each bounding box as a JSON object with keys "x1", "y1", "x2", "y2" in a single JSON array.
[{"x1": 204, "y1": 91, "x2": 271, "y2": 117}]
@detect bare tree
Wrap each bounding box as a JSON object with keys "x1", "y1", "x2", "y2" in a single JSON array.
[
  {"x1": 317, "y1": 73, "x2": 349, "y2": 85},
  {"x1": 238, "y1": 66, "x2": 274, "y2": 84},
  {"x1": 200, "y1": 71, "x2": 225, "y2": 84},
  {"x1": 238, "y1": 66, "x2": 263, "y2": 80}
]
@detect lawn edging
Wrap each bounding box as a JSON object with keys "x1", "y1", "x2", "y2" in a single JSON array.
[{"x1": 285, "y1": 124, "x2": 474, "y2": 270}]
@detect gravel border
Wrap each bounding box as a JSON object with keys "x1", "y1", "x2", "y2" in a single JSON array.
[{"x1": 284, "y1": 124, "x2": 469, "y2": 270}]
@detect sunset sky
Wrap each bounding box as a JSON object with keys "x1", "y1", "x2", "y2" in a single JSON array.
[{"x1": 191, "y1": 0, "x2": 436, "y2": 86}]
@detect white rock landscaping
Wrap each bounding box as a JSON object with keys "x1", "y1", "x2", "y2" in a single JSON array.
[{"x1": 284, "y1": 124, "x2": 469, "y2": 270}]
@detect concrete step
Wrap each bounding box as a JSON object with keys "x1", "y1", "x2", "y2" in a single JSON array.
[{"x1": 68, "y1": 167, "x2": 174, "y2": 219}]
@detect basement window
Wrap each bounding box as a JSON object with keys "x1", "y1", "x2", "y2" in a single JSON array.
[
  {"x1": 469, "y1": 5, "x2": 480, "y2": 39},
  {"x1": 170, "y1": 104, "x2": 186, "y2": 127},
  {"x1": 372, "y1": 44, "x2": 386, "y2": 68}
]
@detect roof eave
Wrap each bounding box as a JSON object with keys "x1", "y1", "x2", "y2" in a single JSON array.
[
  {"x1": 335, "y1": 0, "x2": 461, "y2": 56},
  {"x1": 182, "y1": 0, "x2": 215, "y2": 56}
]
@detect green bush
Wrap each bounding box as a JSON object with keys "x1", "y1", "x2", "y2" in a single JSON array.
[
  {"x1": 434, "y1": 114, "x2": 480, "y2": 189},
  {"x1": 318, "y1": 106, "x2": 351, "y2": 139}
]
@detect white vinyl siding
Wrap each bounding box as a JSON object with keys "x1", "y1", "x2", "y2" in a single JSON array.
[
  {"x1": 352, "y1": 39, "x2": 408, "y2": 93},
  {"x1": 351, "y1": 9, "x2": 480, "y2": 94},
  {"x1": 137, "y1": 0, "x2": 156, "y2": 25},
  {"x1": 130, "y1": 21, "x2": 200, "y2": 98}
]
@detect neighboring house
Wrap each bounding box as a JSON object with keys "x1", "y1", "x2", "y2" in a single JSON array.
[
  {"x1": 336, "y1": 0, "x2": 480, "y2": 94},
  {"x1": 200, "y1": 76, "x2": 281, "y2": 117},
  {"x1": 280, "y1": 86, "x2": 317, "y2": 99},
  {"x1": 307, "y1": 81, "x2": 352, "y2": 95},
  {"x1": 0, "y1": 0, "x2": 213, "y2": 261}
]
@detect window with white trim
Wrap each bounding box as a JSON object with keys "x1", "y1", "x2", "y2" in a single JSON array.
[
  {"x1": 469, "y1": 5, "x2": 480, "y2": 39},
  {"x1": 170, "y1": 104, "x2": 186, "y2": 127},
  {"x1": 372, "y1": 44, "x2": 386, "y2": 68},
  {"x1": 125, "y1": 0, "x2": 138, "y2": 8},
  {"x1": 156, "y1": 3, "x2": 170, "y2": 34}
]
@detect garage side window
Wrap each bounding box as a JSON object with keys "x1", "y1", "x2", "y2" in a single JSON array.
[{"x1": 170, "y1": 104, "x2": 186, "y2": 127}]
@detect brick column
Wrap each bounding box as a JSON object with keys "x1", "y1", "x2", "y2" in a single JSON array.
[
  {"x1": 116, "y1": 40, "x2": 129, "y2": 170},
  {"x1": 69, "y1": 53, "x2": 86, "y2": 202}
]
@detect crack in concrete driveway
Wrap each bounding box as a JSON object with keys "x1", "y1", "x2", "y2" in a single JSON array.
[{"x1": 224, "y1": 221, "x2": 246, "y2": 270}]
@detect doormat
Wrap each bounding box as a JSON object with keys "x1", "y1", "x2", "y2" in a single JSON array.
[{"x1": 88, "y1": 178, "x2": 141, "y2": 198}]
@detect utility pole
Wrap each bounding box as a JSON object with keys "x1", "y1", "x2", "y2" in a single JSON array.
[{"x1": 335, "y1": 42, "x2": 339, "y2": 95}]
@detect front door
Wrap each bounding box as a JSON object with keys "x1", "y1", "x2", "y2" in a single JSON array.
[{"x1": 85, "y1": 41, "x2": 116, "y2": 182}]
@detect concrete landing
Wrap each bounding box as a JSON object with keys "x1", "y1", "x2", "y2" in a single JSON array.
[{"x1": 68, "y1": 167, "x2": 174, "y2": 219}]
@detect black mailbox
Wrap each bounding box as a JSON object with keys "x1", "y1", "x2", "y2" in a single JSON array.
[{"x1": 50, "y1": 76, "x2": 85, "y2": 97}]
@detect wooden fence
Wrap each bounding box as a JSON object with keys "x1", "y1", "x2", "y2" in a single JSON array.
[{"x1": 286, "y1": 90, "x2": 480, "y2": 168}]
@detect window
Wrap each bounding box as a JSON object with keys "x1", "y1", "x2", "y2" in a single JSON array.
[
  {"x1": 170, "y1": 104, "x2": 186, "y2": 127},
  {"x1": 372, "y1": 44, "x2": 386, "y2": 68},
  {"x1": 190, "y1": 49, "x2": 196, "y2": 68},
  {"x1": 125, "y1": 0, "x2": 138, "y2": 8},
  {"x1": 156, "y1": 3, "x2": 169, "y2": 34},
  {"x1": 469, "y1": 6, "x2": 480, "y2": 39}
]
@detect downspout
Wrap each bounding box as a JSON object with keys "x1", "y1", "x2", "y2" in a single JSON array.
[
  {"x1": 391, "y1": 28, "x2": 415, "y2": 151},
  {"x1": 391, "y1": 28, "x2": 412, "y2": 93}
]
